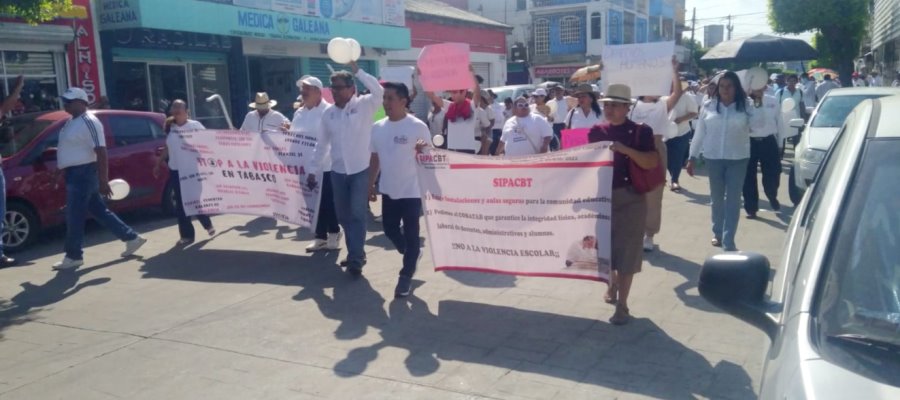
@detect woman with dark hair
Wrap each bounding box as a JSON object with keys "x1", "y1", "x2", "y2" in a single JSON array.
[
  {"x1": 686, "y1": 71, "x2": 764, "y2": 251},
  {"x1": 529, "y1": 88, "x2": 552, "y2": 119},
  {"x1": 564, "y1": 84, "x2": 604, "y2": 129},
  {"x1": 153, "y1": 99, "x2": 215, "y2": 245}
]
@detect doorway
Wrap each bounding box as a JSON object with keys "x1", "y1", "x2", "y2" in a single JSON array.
[{"x1": 247, "y1": 57, "x2": 298, "y2": 117}]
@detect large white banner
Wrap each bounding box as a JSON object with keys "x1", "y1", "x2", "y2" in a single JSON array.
[
  {"x1": 416, "y1": 143, "x2": 615, "y2": 282},
  {"x1": 601, "y1": 41, "x2": 675, "y2": 97},
  {"x1": 171, "y1": 129, "x2": 324, "y2": 228}
]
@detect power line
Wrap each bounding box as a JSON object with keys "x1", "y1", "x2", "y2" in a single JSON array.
[{"x1": 693, "y1": 11, "x2": 766, "y2": 22}]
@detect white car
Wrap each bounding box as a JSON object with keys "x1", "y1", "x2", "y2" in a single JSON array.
[
  {"x1": 487, "y1": 84, "x2": 536, "y2": 104},
  {"x1": 700, "y1": 95, "x2": 900, "y2": 399},
  {"x1": 788, "y1": 87, "x2": 900, "y2": 204}
]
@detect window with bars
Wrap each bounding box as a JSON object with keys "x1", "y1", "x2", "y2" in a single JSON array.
[
  {"x1": 591, "y1": 12, "x2": 602, "y2": 40},
  {"x1": 560, "y1": 16, "x2": 582, "y2": 44},
  {"x1": 534, "y1": 18, "x2": 550, "y2": 55}
]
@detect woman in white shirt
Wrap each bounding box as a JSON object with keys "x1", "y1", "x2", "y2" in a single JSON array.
[
  {"x1": 564, "y1": 84, "x2": 604, "y2": 129},
  {"x1": 687, "y1": 71, "x2": 765, "y2": 252},
  {"x1": 153, "y1": 100, "x2": 215, "y2": 245}
]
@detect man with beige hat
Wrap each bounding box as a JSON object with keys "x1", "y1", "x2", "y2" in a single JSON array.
[{"x1": 240, "y1": 92, "x2": 289, "y2": 133}]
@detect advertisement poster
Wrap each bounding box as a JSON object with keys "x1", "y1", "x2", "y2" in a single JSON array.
[
  {"x1": 382, "y1": 0, "x2": 405, "y2": 26},
  {"x1": 172, "y1": 129, "x2": 324, "y2": 229},
  {"x1": 416, "y1": 143, "x2": 615, "y2": 282}
]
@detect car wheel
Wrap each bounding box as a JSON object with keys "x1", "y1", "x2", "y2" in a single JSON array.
[
  {"x1": 789, "y1": 166, "x2": 803, "y2": 206},
  {"x1": 3, "y1": 202, "x2": 41, "y2": 253},
  {"x1": 161, "y1": 180, "x2": 177, "y2": 216}
]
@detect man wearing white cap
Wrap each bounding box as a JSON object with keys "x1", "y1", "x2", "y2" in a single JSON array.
[
  {"x1": 51, "y1": 88, "x2": 147, "y2": 270},
  {"x1": 240, "y1": 92, "x2": 289, "y2": 133},
  {"x1": 291, "y1": 76, "x2": 341, "y2": 252}
]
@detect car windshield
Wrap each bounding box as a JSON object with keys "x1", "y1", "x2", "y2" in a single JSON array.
[
  {"x1": 816, "y1": 139, "x2": 900, "y2": 386},
  {"x1": 811, "y1": 95, "x2": 891, "y2": 128},
  {"x1": 0, "y1": 112, "x2": 54, "y2": 158}
]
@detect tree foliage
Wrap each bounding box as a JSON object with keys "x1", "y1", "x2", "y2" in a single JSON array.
[
  {"x1": 768, "y1": 0, "x2": 869, "y2": 85},
  {"x1": 0, "y1": 0, "x2": 73, "y2": 24}
]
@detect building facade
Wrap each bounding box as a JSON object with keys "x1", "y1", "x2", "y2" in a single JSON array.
[
  {"x1": 96, "y1": 0, "x2": 410, "y2": 128},
  {"x1": 0, "y1": 0, "x2": 103, "y2": 114},
  {"x1": 868, "y1": 0, "x2": 899, "y2": 83},
  {"x1": 704, "y1": 24, "x2": 724, "y2": 49}
]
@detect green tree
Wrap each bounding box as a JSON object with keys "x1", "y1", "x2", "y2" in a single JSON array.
[
  {"x1": 0, "y1": 0, "x2": 72, "y2": 24},
  {"x1": 769, "y1": 0, "x2": 869, "y2": 86}
]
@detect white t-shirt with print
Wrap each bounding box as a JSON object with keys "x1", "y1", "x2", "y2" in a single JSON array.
[
  {"x1": 370, "y1": 115, "x2": 431, "y2": 199},
  {"x1": 500, "y1": 113, "x2": 553, "y2": 157},
  {"x1": 447, "y1": 101, "x2": 479, "y2": 152},
  {"x1": 166, "y1": 120, "x2": 205, "y2": 170}
]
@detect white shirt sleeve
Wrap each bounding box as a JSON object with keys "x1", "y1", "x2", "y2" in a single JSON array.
[
  {"x1": 86, "y1": 115, "x2": 106, "y2": 148},
  {"x1": 689, "y1": 106, "x2": 708, "y2": 159},
  {"x1": 310, "y1": 112, "x2": 332, "y2": 175},
  {"x1": 539, "y1": 116, "x2": 553, "y2": 138},
  {"x1": 239, "y1": 112, "x2": 254, "y2": 132},
  {"x1": 356, "y1": 69, "x2": 385, "y2": 116},
  {"x1": 501, "y1": 117, "x2": 516, "y2": 143}
]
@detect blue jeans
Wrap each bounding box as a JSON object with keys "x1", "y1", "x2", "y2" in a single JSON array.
[
  {"x1": 706, "y1": 158, "x2": 749, "y2": 251},
  {"x1": 665, "y1": 134, "x2": 691, "y2": 184},
  {"x1": 382, "y1": 195, "x2": 421, "y2": 279},
  {"x1": 330, "y1": 168, "x2": 369, "y2": 266},
  {"x1": 64, "y1": 163, "x2": 138, "y2": 260},
  {"x1": 0, "y1": 170, "x2": 6, "y2": 257}
]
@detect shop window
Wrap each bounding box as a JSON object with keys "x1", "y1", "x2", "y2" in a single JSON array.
[
  {"x1": 1, "y1": 51, "x2": 61, "y2": 115},
  {"x1": 191, "y1": 64, "x2": 231, "y2": 129},
  {"x1": 560, "y1": 16, "x2": 582, "y2": 45},
  {"x1": 534, "y1": 18, "x2": 550, "y2": 55},
  {"x1": 111, "y1": 62, "x2": 149, "y2": 112},
  {"x1": 108, "y1": 115, "x2": 160, "y2": 146},
  {"x1": 591, "y1": 12, "x2": 602, "y2": 40}
]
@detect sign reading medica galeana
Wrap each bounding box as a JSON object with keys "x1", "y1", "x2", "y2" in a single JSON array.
[
  {"x1": 416, "y1": 143, "x2": 615, "y2": 282},
  {"x1": 171, "y1": 129, "x2": 324, "y2": 229}
]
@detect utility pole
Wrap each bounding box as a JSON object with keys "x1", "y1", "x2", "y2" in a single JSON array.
[
  {"x1": 689, "y1": 7, "x2": 696, "y2": 73},
  {"x1": 726, "y1": 14, "x2": 734, "y2": 40}
]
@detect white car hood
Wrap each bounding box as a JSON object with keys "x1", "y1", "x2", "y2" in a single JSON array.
[
  {"x1": 801, "y1": 358, "x2": 900, "y2": 399},
  {"x1": 805, "y1": 127, "x2": 842, "y2": 151}
]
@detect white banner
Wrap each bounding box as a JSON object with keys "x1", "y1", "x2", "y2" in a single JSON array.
[
  {"x1": 601, "y1": 41, "x2": 675, "y2": 97},
  {"x1": 416, "y1": 143, "x2": 615, "y2": 282},
  {"x1": 171, "y1": 129, "x2": 324, "y2": 228}
]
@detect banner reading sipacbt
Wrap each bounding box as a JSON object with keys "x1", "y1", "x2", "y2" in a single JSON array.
[{"x1": 416, "y1": 143, "x2": 615, "y2": 282}]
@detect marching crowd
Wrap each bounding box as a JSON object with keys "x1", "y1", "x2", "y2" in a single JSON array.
[{"x1": 0, "y1": 57, "x2": 860, "y2": 325}]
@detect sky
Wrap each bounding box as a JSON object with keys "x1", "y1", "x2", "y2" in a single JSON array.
[{"x1": 683, "y1": 0, "x2": 815, "y2": 44}]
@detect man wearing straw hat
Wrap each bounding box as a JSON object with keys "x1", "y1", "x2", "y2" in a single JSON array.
[{"x1": 240, "y1": 92, "x2": 289, "y2": 133}]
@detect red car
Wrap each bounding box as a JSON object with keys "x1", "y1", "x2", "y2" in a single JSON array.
[{"x1": 1, "y1": 110, "x2": 173, "y2": 252}]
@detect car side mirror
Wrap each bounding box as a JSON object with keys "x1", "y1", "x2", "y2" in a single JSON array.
[
  {"x1": 39, "y1": 148, "x2": 57, "y2": 163},
  {"x1": 789, "y1": 118, "x2": 805, "y2": 129},
  {"x1": 699, "y1": 252, "x2": 778, "y2": 340}
]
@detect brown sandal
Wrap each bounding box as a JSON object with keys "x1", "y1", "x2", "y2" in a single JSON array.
[
  {"x1": 609, "y1": 305, "x2": 631, "y2": 325},
  {"x1": 604, "y1": 284, "x2": 618, "y2": 305}
]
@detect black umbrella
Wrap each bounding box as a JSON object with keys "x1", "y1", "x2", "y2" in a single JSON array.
[{"x1": 702, "y1": 34, "x2": 817, "y2": 62}]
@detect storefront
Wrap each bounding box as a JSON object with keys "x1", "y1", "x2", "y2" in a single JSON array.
[
  {"x1": 97, "y1": 0, "x2": 410, "y2": 126},
  {"x1": 533, "y1": 65, "x2": 584, "y2": 85},
  {"x1": 0, "y1": 0, "x2": 101, "y2": 114}
]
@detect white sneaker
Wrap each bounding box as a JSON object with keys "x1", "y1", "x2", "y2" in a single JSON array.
[
  {"x1": 642, "y1": 235, "x2": 654, "y2": 252},
  {"x1": 121, "y1": 237, "x2": 147, "y2": 257},
  {"x1": 325, "y1": 232, "x2": 342, "y2": 250},
  {"x1": 52, "y1": 257, "x2": 84, "y2": 271},
  {"x1": 305, "y1": 239, "x2": 327, "y2": 252}
]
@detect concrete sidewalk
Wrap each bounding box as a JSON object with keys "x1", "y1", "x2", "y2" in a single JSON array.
[{"x1": 0, "y1": 167, "x2": 793, "y2": 399}]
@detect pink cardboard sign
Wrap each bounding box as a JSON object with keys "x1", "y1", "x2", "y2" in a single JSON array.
[
  {"x1": 417, "y1": 43, "x2": 475, "y2": 92},
  {"x1": 562, "y1": 128, "x2": 590, "y2": 149}
]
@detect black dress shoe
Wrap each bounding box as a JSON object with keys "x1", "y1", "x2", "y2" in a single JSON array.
[
  {"x1": 0, "y1": 256, "x2": 16, "y2": 268},
  {"x1": 770, "y1": 199, "x2": 781, "y2": 211},
  {"x1": 746, "y1": 212, "x2": 757, "y2": 219}
]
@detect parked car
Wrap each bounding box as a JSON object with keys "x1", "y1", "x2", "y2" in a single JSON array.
[
  {"x1": 700, "y1": 95, "x2": 900, "y2": 399},
  {"x1": 1, "y1": 110, "x2": 173, "y2": 252},
  {"x1": 787, "y1": 87, "x2": 900, "y2": 204},
  {"x1": 486, "y1": 84, "x2": 536, "y2": 103}
]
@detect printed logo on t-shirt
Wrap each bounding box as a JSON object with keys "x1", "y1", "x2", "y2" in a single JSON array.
[{"x1": 393, "y1": 135, "x2": 409, "y2": 144}]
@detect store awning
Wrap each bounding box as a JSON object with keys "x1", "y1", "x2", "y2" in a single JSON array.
[{"x1": 96, "y1": 0, "x2": 411, "y2": 50}]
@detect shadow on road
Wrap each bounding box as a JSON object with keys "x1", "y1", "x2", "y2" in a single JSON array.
[{"x1": 646, "y1": 250, "x2": 720, "y2": 313}]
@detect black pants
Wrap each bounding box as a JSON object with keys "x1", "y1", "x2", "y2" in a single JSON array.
[
  {"x1": 315, "y1": 171, "x2": 340, "y2": 240},
  {"x1": 552, "y1": 123, "x2": 565, "y2": 151},
  {"x1": 171, "y1": 170, "x2": 213, "y2": 240},
  {"x1": 489, "y1": 129, "x2": 502, "y2": 155},
  {"x1": 743, "y1": 135, "x2": 781, "y2": 213},
  {"x1": 382, "y1": 195, "x2": 422, "y2": 279}
]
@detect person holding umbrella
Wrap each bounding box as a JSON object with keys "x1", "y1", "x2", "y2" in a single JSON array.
[{"x1": 686, "y1": 72, "x2": 765, "y2": 252}]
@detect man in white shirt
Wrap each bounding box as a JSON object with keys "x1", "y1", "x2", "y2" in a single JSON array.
[
  {"x1": 869, "y1": 71, "x2": 884, "y2": 87},
  {"x1": 744, "y1": 89, "x2": 783, "y2": 219},
  {"x1": 240, "y1": 92, "x2": 289, "y2": 133},
  {"x1": 778, "y1": 74, "x2": 806, "y2": 143},
  {"x1": 51, "y1": 88, "x2": 147, "y2": 270},
  {"x1": 368, "y1": 82, "x2": 431, "y2": 297},
  {"x1": 546, "y1": 86, "x2": 573, "y2": 150},
  {"x1": 497, "y1": 97, "x2": 553, "y2": 156},
  {"x1": 488, "y1": 91, "x2": 507, "y2": 155},
  {"x1": 291, "y1": 76, "x2": 340, "y2": 253},
  {"x1": 441, "y1": 67, "x2": 489, "y2": 155},
  {"x1": 666, "y1": 88, "x2": 698, "y2": 192},
  {"x1": 309, "y1": 61, "x2": 383, "y2": 277},
  {"x1": 815, "y1": 74, "x2": 839, "y2": 103},
  {"x1": 801, "y1": 74, "x2": 818, "y2": 108}
]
